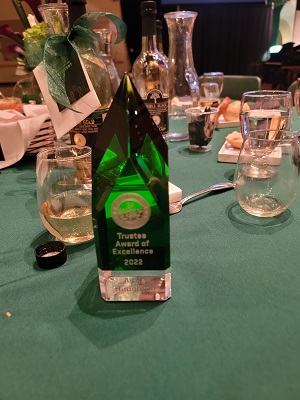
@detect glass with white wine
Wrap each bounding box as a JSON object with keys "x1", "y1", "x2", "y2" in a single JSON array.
[{"x1": 36, "y1": 146, "x2": 93, "y2": 244}]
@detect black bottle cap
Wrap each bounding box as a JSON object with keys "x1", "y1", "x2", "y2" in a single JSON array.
[
  {"x1": 141, "y1": 1, "x2": 157, "y2": 36},
  {"x1": 35, "y1": 241, "x2": 67, "y2": 270},
  {"x1": 141, "y1": 1, "x2": 157, "y2": 15}
]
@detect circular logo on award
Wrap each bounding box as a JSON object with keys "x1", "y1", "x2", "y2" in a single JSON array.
[
  {"x1": 111, "y1": 193, "x2": 151, "y2": 229},
  {"x1": 73, "y1": 133, "x2": 86, "y2": 146}
]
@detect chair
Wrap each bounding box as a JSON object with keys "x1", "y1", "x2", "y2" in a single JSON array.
[
  {"x1": 288, "y1": 80, "x2": 298, "y2": 104},
  {"x1": 199, "y1": 75, "x2": 261, "y2": 100},
  {"x1": 221, "y1": 75, "x2": 261, "y2": 99}
]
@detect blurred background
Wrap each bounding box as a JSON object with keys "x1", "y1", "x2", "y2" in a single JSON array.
[{"x1": 0, "y1": 0, "x2": 299, "y2": 96}]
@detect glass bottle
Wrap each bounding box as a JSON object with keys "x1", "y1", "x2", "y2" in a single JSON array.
[
  {"x1": 92, "y1": 73, "x2": 171, "y2": 302},
  {"x1": 164, "y1": 11, "x2": 200, "y2": 141},
  {"x1": 132, "y1": 1, "x2": 169, "y2": 140},
  {"x1": 64, "y1": 0, "x2": 111, "y2": 148},
  {"x1": 94, "y1": 28, "x2": 120, "y2": 99},
  {"x1": 38, "y1": 3, "x2": 69, "y2": 35},
  {"x1": 66, "y1": 0, "x2": 111, "y2": 112}
]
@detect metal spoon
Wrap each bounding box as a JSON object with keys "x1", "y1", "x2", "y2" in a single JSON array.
[{"x1": 169, "y1": 182, "x2": 234, "y2": 214}]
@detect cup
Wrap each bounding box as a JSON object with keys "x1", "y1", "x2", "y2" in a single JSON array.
[
  {"x1": 201, "y1": 82, "x2": 220, "y2": 99},
  {"x1": 185, "y1": 107, "x2": 218, "y2": 152},
  {"x1": 36, "y1": 146, "x2": 94, "y2": 244},
  {"x1": 199, "y1": 82, "x2": 221, "y2": 108},
  {"x1": 240, "y1": 90, "x2": 293, "y2": 137},
  {"x1": 202, "y1": 72, "x2": 224, "y2": 95},
  {"x1": 234, "y1": 130, "x2": 299, "y2": 217}
]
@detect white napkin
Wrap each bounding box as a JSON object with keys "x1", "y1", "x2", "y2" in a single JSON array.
[{"x1": 0, "y1": 105, "x2": 50, "y2": 169}]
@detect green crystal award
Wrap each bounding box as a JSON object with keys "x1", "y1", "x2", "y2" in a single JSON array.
[{"x1": 92, "y1": 73, "x2": 171, "y2": 301}]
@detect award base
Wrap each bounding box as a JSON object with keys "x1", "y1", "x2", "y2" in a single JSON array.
[{"x1": 99, "y1": 269, "x2": 171, "y2": 301}]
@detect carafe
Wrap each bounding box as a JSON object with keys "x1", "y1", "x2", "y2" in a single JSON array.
[{"x1": 164, "y1": 11, "x2": 200, "y2": 141}]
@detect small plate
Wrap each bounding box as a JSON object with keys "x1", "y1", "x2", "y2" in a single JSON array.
[
  {"x1": 216, "y1": 116, "x2": 240, "y2": 128},
  {"x1": 218, "y1": 141, "x2": 282, "y2": 164}
]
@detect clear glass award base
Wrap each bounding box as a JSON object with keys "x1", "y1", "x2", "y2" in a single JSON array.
[{"x1": 99, "y1": 269, "x2": 171, "y2": 301}]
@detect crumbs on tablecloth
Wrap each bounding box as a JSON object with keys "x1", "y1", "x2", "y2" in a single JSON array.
[{"x1": 6, "y1": 312, "x2": 12, "y2": 317}]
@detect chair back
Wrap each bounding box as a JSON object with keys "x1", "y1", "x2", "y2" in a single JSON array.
[
  {"x1": 199, "y1": 75, "x2": 261, "y2": 100},
  {"x1": 288, "y1": 80, "x2": 298, "y2": 105}
]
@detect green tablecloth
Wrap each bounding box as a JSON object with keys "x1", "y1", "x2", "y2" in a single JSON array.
[{"x1": 1, "y1": 111, "x2": 300, "y2": 400}]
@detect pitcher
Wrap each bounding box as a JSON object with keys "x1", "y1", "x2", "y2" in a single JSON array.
[{"x1": 164, "y1": 11, "x2": 200, "y2": 141}]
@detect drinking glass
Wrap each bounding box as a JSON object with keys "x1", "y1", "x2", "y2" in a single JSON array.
[
  {"x1": 294, "y1": 77, "x2": 300, "y2": 116},
  {"x1": 199, "y1": 82, "x2": 220, "y2": 108},
  {"x1": 234, "y1": 130, "x2": 299, "y2": 217},
  {"x1": 202, "y1": 72, "x2": 224, "y2": 96},
  {"x1": 36, "y1": 146, "x2": 94, "y2": 244},
  {"x1": 240, "y1": 90, "x2": 293, "y2": 137}
]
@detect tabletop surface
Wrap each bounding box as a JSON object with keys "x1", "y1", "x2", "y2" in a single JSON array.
[{"x1": 1, "y1": 111, "x2": 300, "y2": 400}]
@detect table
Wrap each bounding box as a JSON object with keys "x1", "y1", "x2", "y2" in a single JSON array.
[{"x1": 1, "y1": 111, "x2": 300, "y2": 400}]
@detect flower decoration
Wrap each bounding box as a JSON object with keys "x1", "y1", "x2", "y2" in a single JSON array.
[{"x1": 0, "y1": 0, "x2": 48, "y2": 75}]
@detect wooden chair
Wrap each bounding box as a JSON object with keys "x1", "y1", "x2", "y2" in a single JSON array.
[{"x1": 199, "y1": 74, "x2": 261, "y2": 100}]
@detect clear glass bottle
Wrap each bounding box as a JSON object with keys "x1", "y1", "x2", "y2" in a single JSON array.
[
  {"x1": 65, "y1": 0, "x2": 111, "y2": 148},
  {"x1": 94, "y1": 28, "x2": 120, "y2": 100},
  {"x1": 164, "y1": 11, "x2": 200, "y2": 141},
  {"x1": 132, "y1": 1, "x2": 169, "y2": 140},
  {"x1": 92, "y1": 73, "x2": 171, "y2": 302},
  {"x1": 38, "y1": 3, "x2": 69, "y2": 35}
]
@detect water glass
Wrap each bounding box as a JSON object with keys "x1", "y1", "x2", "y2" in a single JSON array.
[
  {"x1": 36, "y1": 146, "x2": 93, "y2": 244},
  {"x1": 240, "y1": 90, "x2": 293, "y2": 137},
  {"x1": 294, "y1": 77, "x2": 300, "y2": 116},
  {"x1": 234, "y1": 130, "x2": 299, "y2": 217},
  {"x1": 199, "y1": 82, "x2": 221, "y2": 108},
  {"x1": 202, "y1": 72, "x2": 224, "y2": 96}
]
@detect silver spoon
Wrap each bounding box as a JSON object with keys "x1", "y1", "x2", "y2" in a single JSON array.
[{"x1": 169, "y1": 182, "x2": 234, "y2": 214}]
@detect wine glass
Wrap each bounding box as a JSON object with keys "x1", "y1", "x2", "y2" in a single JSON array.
[
  {"x1": 202, "y1": 72, "x2": 224, "y2": 96},
  {"x1": 199, "y1": 82, "x2": 220, "y2": 108},
  {"x1": 240, "y1": 90, "x2": 293, "y2": 137},
  {"x1": 36, "y1": 146, "x2": 94, "y2": 244},
  {"x1": 294, "y1": 78, "x2": 300, "y2": 116},
  {"x1": 234, "y1": 130, "x2": 299, "y2": 217}
]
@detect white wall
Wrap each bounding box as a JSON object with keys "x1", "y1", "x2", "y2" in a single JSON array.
[{"x1": 279, "y1": 0, "x2": 297, "y2": 44}]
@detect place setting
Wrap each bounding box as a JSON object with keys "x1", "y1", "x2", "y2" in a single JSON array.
[{"x1": 169, "y1": 84, "x2": 300, "y2": 225}]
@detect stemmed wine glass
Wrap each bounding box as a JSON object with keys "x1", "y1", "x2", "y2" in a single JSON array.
[
  {"x1": 294, "y1": 78, "x2": 300, "y2": 116},
  {"x1": 234, "y1": 130, "x2": 299, "y2": 217},
  {"x1": 240, "y1": 90, "x2": 293, "y2": 137},
  {"x1": 202, "y1": 72, "x2": 224, "y2": 96}
]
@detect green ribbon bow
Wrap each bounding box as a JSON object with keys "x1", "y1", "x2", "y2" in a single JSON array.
[{"x1": 25, "y1": 12, "x2": 127, "y2": 111}]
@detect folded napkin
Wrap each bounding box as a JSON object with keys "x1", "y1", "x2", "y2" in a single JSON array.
[{"x1": 0, "y1": 104, "x2": 50, "y2": 169}]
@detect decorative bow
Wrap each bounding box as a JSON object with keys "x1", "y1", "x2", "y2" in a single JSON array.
[{"x1": 25, "y1": 12, "x2": 127, "y2": 111}]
